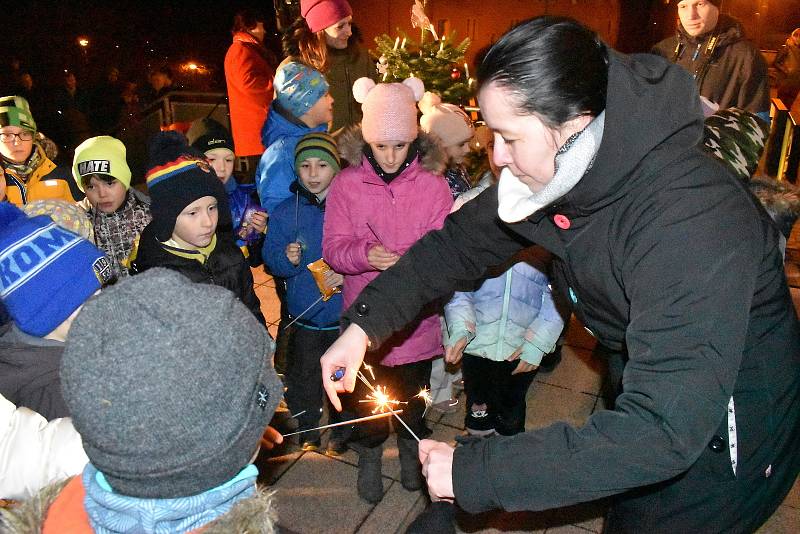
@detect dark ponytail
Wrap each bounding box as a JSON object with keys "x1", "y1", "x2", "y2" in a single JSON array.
[{"x1": 477, "y1": 17, "x2": 607, "y2": 128}]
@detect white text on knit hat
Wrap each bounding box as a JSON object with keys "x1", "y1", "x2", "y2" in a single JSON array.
[
  {"x1": 77, "y1": 160, "x2": 111, "y2": 177},
  {"x1": 1, "y1": 224, "x2": 84, "y2": 295}
]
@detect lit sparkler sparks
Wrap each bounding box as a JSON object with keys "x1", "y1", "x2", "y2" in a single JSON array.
[
  {"x1": 416, "y1": 387, "x2": 433, "y2": 417},
  {"x1": 281, "y1": 411, "x2": 401, "y2": 438},
  {"x1": 359, "y1": 385, "x2": 402, "y2": 414},
  {"x1": 356, "y1": 367, "x2": 421, "y2": 442}
]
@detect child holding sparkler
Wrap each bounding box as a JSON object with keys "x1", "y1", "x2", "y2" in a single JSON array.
[
  {"x1": 263, "y1": 132, "x2": 344, "y2": 452},
  {"x1": 323, "y1": 77, "x2": 452, "y2": 503}
]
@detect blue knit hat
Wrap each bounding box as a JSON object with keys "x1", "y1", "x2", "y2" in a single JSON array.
[
  {"x1": 274, "y1": 62, "x2": 329, "y2": 119},
  {"x1": 0, "y1": 203, "x2": 114, "y2": 337}
]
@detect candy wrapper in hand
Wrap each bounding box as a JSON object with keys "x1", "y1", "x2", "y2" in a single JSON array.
[
  {"x1": 236, "y1": 199, "x2": 267, "y2": 245},
  {"x1": 307, "y1": 258, "x2": 342, "y2": 301}
]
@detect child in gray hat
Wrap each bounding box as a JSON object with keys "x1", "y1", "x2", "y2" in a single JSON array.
[{"x1": 2, "y1": 268, "x2": 284, "y2": 533}]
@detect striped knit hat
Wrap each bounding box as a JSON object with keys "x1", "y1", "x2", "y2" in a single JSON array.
[
  {"x1": 294, "y1": 132, "x2": 340, "y2": 173},
  {"x1": 145, "y1": 131, "x2": 229, "y2": 241},
  {"x1": 0, "y1": 95, "x2": 37, "y2": 132}
]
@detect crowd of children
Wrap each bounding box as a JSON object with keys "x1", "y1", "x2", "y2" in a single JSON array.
[{"x1": 1, "y1": 2, "x2": 567, "y2": 529}]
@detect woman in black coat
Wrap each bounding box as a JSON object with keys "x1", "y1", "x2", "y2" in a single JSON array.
[{"x1": 319, "y1": 16, "x2": 800, "y2": 533}]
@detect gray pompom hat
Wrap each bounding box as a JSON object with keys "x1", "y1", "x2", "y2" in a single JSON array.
[{"x1": 61, "y1": 268, "x2": 282, "y2": 498}]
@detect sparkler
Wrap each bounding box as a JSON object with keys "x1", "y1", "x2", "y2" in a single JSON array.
[
  {"x1": 356, "y1": 369, "x2": 422, "y2": 442},
  {"x1": 415, "y1": 387, "x2": 433, "y2": 417},
  {"x1": 281, "y1": 411, "x2": 401, "y2": 438},
  {"x1": 282, "y1": 295, "x2": 325, "y2": 330}
]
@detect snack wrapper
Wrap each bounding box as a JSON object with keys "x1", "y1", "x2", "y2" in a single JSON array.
[
  {"x1": 307, "y1": 258, "x2": 342, "y2": 301},
  {"x1": 236, "y1": 199, "x2": 267, "y2": 245}
]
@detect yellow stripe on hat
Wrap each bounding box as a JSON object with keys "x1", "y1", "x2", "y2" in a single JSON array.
[{"x1": 146, "y1": 157, "x2": 202, "y2": 188}]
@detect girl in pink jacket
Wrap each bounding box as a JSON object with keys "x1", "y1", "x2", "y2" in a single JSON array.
[{"x1": 323, "y1": 77, "x2": 452, "y2": 504}]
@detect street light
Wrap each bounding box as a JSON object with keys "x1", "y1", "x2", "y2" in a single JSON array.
[{"x1": 78, "y1": 37, "x2": 89, "y2": 48}]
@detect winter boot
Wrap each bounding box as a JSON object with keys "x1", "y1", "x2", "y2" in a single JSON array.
[
  {"x1": 397, "y1": 436, "x2": 423, "y2": 491},
  {"x1": 351, "y1": 442, "x2": 384, "y2": 503}
]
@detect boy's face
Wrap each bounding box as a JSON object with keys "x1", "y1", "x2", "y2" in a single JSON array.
[
  {"x1": 0, "y1": 125, "x2": 35, "y2": 163},
  {"x1": 300, "y1": 93, "x2": 335, "y2": 128},
  {"x1": 298, "y1": 157, "x2": 336, "y2": 198},
  {"x1": 369, "y1": 141, "x2": 411, "y2": 174},
  {"x1": 85, "y1": 175, "x2": 127, "y2": 213},
  {"x1": 172, "y1": 195, "x2": 218, "y2": 250},
  {"x1": 444, "y1": 136, "x2": 472, "y2": 165},
  {"x1": 205, "y1": 148, "x2": 235, "y2": 184}
]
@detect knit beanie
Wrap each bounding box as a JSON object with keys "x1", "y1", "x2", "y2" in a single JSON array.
[
  {"x1": 274, "y1": 62, "x2": 329, "y2": 120},
  {"x1": 418, "y1": 92, "x2": 475, "y2": 147},
  {"x1": 300, "y1": 0, "x2": 352, "y2": 33},
  {"x1": 702, "y1": 108, "x2": 768, "y2": 181},
  {"x1": 187, "y1": 117, "x2": 235, "y2": 155},
  {"x1": 294, "y1": 132, "x2": 341, "y2": 173},
  {"x1": 0, "y1": 95, "x2": 36, "y2": 132},
  {"x1": 72, "y1": 136, "x2": 132, "y2": 192},
  {"x1": 0, "y1": 203, "x2": 113, "y2": 337},
  {"x1": 145, "y1": 131, "x2": 229, "y2": 241},
  {"x1": 61, "y1": 268, "x2": 282, "y2": 498},
  {"x1": 22, "y1": 199, "x2": 95, "y2": 242},
  {"x1": 353, "y1": 77, "x2": 425, "y2": 144}
]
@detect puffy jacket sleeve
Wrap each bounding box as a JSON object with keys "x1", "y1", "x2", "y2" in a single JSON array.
[
  {"x1": 737, "y1": 46, "x2": 770, "y2": 114},
  {"x1": 323, "y1": 171, "x2": 377, "y2": 275},
  {"x1": 519, "y1": 281, "x2": 563, "y2": 366},
  {"x1": 341, "y1": 184, "x2": 527, "y2": 346},
  {"x1": 0, "y1": 394, "x2": 88, "y2": 500},
  {"x1": 444, "y1": 291, "x2": 477, "y2": 348},
  {"x1": 256, "y1": 139, "x2": 295, "y2": 214},
  {"x1": 263, "y1": 200, "x2": 305, "y2": 279}
]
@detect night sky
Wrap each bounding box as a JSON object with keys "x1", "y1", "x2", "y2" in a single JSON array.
[{"x1": 7, "y1": 1, "x2": 282, "y2": 89}]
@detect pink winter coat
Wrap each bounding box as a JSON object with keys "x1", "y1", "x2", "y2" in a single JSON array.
[
  {"x1": 224, "y1": 32, "x2": 275, "y2": 157},
  {"x1": 323, "y1": 130, "x2": 452, "y2": 366}
]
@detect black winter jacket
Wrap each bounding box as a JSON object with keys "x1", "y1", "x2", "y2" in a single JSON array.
[
  {"x1": 130, "y1": 224, "x2": 266, "y2": 326},
  {"x1": 652, "y1": 15, "x2": 770, "y2": 114},
  {"x1": 343, "y1": 50, "x2": 800, "y2": 532}
]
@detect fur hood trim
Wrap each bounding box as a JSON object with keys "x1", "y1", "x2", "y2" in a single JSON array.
[
  {"x1": 749, "y1": 176, "x2": 800, "y2": 237},
  {"x1": 0, "y1": 478, "x2": 277, "y2": 534},
  {"x1": 335, "y1": 126, "x2": 447, "y2": 175}
]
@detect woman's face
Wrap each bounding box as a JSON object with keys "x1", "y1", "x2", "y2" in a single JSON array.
[
  {"x1": 0, "y1": 126, "x2": 35, "y2": 164},
  {"x1": 324, "y1": 16, "x2": 352, "y2": 49},
  {"x1": 479, "y1": 83, "x2": 590, "y2": 193}
]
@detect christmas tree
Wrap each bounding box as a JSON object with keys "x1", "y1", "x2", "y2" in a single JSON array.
[
  {"x1": 373, "y1": 32, "x2": 472, "y2": 105},
  {"x1": 372, "y1": 1, "x2": 472, "y2": 105}
]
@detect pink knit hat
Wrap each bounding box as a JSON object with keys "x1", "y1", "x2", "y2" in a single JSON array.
[
  {"x1": 300, "y1": 0, "x2": 352, "y2": 33},
  {"x1": 353, "y1": 77, "x2": 425, "y2": 144},
  {"x1": 418, "y1": 92, "x2": 475, "y2": 147}
]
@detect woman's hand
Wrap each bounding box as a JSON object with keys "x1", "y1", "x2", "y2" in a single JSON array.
[
  {"x1": 444, "y1": 336, "x2": 468, "y2": 364},
  {"x1": 321, "y1": 323, "x2": 370, "y2": 411},
  {"x1": 285, "y1": 242, "x2": 302, "y2": 266},
  {"x1": 419, "y1": 439, "x2": 456, "y2": 502},
  {"x1": 367, "y1": 245, "x2": 400, "y2": 271},
  {"x1": 507, "y1": 348, "x2": 539, "y2": 375}
]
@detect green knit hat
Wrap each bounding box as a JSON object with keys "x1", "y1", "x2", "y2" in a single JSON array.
[
  {"x1": 294, "y1": 132, "x2": 340, "y2": 173},
  {"x1": 0, "y1": 95, "x2": 37, "y2": 132}
]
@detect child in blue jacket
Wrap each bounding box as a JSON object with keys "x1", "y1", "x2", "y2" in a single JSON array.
[
  {"x1": 444, "y1": 180, "x2": 565, "y2": 437},
  {"x1": 263, "y1": 132, "x2": 343, "y2": 452}
]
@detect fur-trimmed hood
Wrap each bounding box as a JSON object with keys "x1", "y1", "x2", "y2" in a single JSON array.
[
  {"x1": 335, "y1": 126, "x2": 447, "y2": 175},
  {"x1": 749, "y1": 176, "x2": 800, "y2": 238},
  {"x1": 0, "y1": 478, "x2": 278, "y2": 534}
]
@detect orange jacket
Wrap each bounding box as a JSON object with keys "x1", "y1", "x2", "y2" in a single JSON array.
[
  {"x1": 3, "y1": 145, "x2": 80, "y2": 206},
  {"x1": 224, "y1": 32, "x2": 275, "y2": 157}
]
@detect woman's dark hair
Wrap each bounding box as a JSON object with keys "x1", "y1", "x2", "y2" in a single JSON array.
[
  {"x1": 232, "y1": 9, "x2": 266, "y2": 34},
  {"x1": 477, "y1": 17, "x2": 608, "y2": 128}
]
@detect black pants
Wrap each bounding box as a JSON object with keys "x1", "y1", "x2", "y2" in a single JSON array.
[
  {"x1": 285, "y1": 325, "x2": 339, "y2": 441},
  {"x1": 461, "y1": 354, "x2": 536, "y2": 436},
  {"x1": 345, "y1": 359, "x2": 433, "y2": 447}
]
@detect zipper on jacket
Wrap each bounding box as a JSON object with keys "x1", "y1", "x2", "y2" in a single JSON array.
[
  {"x1": 7, "y1": 173, "x2": 26, "y2": 204},
  {"x1": 496, "y1": 270, "x2": 514, "y2": 360}
]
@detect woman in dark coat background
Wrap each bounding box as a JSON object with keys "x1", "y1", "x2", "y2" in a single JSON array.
[{"x1": 320, "y1": 16, "x2": 800, "y2": 533}]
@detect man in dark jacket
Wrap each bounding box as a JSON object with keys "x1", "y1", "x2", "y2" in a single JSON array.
[
  {"x1": 321, "y1": 18, "x2": 800, "y2": 533},
  {"x1": 652, "y1": 0, "x2": 770, "y2": 121}
]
